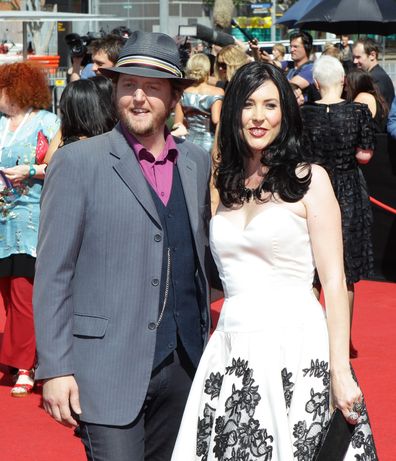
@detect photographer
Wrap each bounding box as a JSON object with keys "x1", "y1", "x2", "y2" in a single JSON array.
[{"x1": 69, "y1": 34, "x2": 125, "y2": 82}]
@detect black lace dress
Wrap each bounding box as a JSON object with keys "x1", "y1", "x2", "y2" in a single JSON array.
[{"x1": 301, "y1": 101, "x2": 375, "y2": 284}]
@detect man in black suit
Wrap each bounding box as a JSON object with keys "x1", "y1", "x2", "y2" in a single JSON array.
[{"x1": 353, "y1": 37, "x2": 395, "y2": 109}]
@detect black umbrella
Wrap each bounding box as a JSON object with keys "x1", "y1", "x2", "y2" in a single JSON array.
[
  {"x1": 276, "y1": 0, "x2": 324, "y2": 28},
  {"x1": 295, "y1": 0, "x2": 396, "y2": 35}
]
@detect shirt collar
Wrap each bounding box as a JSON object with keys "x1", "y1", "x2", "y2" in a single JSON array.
[{"x1": 121, "y1": 123, "x2": 178, "y2": 164}]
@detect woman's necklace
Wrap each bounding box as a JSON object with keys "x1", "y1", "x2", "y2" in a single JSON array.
[
  {"x1": 0, "y1": 108, "x2": 33, "y2": 162},
  {"x1": 241, "y1": 163, "x2": 268, "y2": 202},
  {"x1": 241, "y1": 183, "x2": 263, "y2": 202}
]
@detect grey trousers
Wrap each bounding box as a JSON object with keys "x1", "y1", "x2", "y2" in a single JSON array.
[{"x1": 79, "y1": 347, "x2": 195, "y2": 461}]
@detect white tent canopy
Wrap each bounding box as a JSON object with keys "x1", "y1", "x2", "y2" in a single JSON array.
[
  {"x1": 0, "y1": 10, "x2": 124, "y2": 57},
  {"x1": 0, "y1": 11, "x2": 123, "y2": 22}
]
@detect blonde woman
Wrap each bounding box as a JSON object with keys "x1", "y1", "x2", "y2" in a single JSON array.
[
  {"x1": 172, "y1": 53, "x2": 224, "y2": 152},
  {"x1": 214, "y1": 44, "x2": 249, "y2": 90},
  {"x1": 322, "y1": 42, "x2": 343, "y2": 61},
  {"x1": 272, "y1": 43, "x2": 286, "y2": 69}
]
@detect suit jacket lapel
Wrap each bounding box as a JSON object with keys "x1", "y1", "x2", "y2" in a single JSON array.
[
  {"x1": 109, "y1": 125, "x2": 161, "y2": 228},
  {"x1": 177, "y1": 142, "x2": 199, "y2": 233}
]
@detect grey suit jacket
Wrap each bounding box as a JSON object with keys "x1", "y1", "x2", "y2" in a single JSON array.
[{"x1": 33, "y1": 124, "x2": 212, "y2": 425}]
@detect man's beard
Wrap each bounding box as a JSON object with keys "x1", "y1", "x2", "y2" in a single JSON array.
[
  {"x1": 118, "y1": 110, "x2": 154, "y2": 138},
  {"x1": 118, "y1": 107, "x2": 171, "y2": 138}
]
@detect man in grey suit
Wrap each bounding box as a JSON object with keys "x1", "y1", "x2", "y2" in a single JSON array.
[{"x1": 34, "y1": 31, "x2": 212, "y2": 460}]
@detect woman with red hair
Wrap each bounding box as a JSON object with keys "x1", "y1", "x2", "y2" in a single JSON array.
[{"x1": 0, "y1": 62, "x2": 59, "y2": 397}]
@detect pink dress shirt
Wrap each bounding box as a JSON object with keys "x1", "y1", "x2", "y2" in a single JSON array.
[{"x1": 121, "y1": 124, "x2": 178, "y2": 206}]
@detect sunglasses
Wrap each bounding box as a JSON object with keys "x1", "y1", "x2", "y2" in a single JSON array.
[{"x1": 218, "y1": 62, "x2": 227, "y2": 70}]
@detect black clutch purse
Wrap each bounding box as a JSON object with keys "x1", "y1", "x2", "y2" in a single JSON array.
[{"x1": 314, "y1": 408, "x2": 354, "y2": 461}]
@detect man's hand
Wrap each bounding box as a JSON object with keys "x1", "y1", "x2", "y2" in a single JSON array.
[
  {"x1": 259, "y1": 49, "x2": 275, "y2": 64},
  {"x1": 70, "y1": 56, "x2": 84, "y2": 82},
  {"x1": 71, "y1": 55, "x2": 84, "y2": 70},
  {"x1": 249, "y1": 40, "x2": 276, "y2": 65},
  {"x1": 248, "y1": 39, "x2": 261, "y2": 62},
  {"x1": 42, "y1": 375, "x2": 81, "y2": 427}
]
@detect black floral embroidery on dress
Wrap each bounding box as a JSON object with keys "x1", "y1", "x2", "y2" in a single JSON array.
[
  {"x1": 293, "y1": 360, "x2": 379, "y2": 461},
  {"x1": 281, "y1": 368, "x2": 294, "y2": 410},
  {"x1": 353, "y1": 433, "x2": 377, "y2": 461},
  {"x1": 205, "y1": 372, "x2": 224, "y2": 400},
  {"x1": 302, "y1": 359, "x2": 330, "y2": 386},
  {"x1": 349, "y1": 366, "x2": 378, "y2": 459},
  {"x1": 305, "y1": 388, "x2": 328, "y2": 423},
  {"x1": 196, "y1": 357, "x2": 378, "y2": 461},
  {"x1": 292, "y1": 359, "x2": 330, "y2": 461},
  {"x1": 226, "y1": 358, "x2": 249, "y2": 378},
  {"x1": 196, "y1": 358, "x2": 274, "y2": 460},
  {"x1": 213, "y1": 417, "x2": 238, "y2": 458},
  {"x1": 197, "y1": 404, "x2": 217, "y2": 460},
  {"x1": 351, "y1": 406, "x2": 378, "y2": 461},
  {"x1": 223, "y1": 448, "x2": 250, "y2": 461},
  {"x1": 293, "y1": 420, "x2": 324, "y2": 460}
]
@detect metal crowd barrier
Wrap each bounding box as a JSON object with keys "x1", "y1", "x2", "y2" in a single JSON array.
[{"x1": 43, "y1": 67, "x2": 68, "y2": 114}]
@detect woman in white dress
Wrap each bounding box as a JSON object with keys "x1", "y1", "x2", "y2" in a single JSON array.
[{"x1": 172, "y1": 62, "x2": 377, "y2": 460}]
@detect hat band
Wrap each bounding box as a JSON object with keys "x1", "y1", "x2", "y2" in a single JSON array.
[{"x1": 116, "y1": 55, "x2": 183, "y2": 78}]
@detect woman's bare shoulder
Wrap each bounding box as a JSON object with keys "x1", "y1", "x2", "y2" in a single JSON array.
[
  {"x1": 204, "y1": 83, "x2": 224, "y2": 96},
  {"x1": 354, "y1": 92, "x2": 375, "y2": 105},
  {"x1": 303, "y1": 164, "x2": 334, "y2": 205},
  {"x1": 308, "y1": 164, "x2": 331, "y2": 185},
  {"x1": 295, "y1": 163, "x2": 330, "y2": 187}
]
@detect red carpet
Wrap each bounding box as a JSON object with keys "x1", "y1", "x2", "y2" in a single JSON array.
[{"x1": 0, "y1": 280, "x2": 394, "y2": 460}]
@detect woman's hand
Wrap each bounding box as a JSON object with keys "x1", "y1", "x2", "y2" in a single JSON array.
[
  {"x1": 331, "y1": 367, "x2": 363, "y2": 425},
  {"x1": 3, "y1": 165, "x2": 30, "y2": 186}
]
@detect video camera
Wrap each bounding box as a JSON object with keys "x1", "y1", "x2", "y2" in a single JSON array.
[
  {"x1": 178, "y1": 38, "x2": 191, "y2": 68},
  {"x1": 65, "y1": 32, "x2": 103, "y2": 58}
]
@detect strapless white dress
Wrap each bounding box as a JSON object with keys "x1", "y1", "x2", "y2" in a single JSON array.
[{"x1": 172, "y1": 205, "x2": 377, "y2": 460}]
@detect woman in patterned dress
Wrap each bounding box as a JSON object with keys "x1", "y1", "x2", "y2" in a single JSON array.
[
  {"x1": 171, "y1": 61, "x2": 377, "y2": 460},
  {"x1": 0, "y1": 62, "x2": 60, "y2": 396}
]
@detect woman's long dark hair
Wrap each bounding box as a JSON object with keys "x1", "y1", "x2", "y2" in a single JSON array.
[
  {"x1": 89, "y1": 75, "x2": 118, "y2": 123},
  {"x1": 215, "y1": 61, "x2": 311, "y2": 207},
  {"x1": 345, "y1": 68, "x2": 389, "y2": 118},
  {"x1": 59, "y1": 78, "x2": 117, "y2": 142}
]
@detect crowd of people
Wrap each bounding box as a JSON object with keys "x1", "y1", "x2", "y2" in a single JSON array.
[{"x1": 0, "y1": 25, "x2": 393, "y2": 460}]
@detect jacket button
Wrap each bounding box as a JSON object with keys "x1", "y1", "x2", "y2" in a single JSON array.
[
  {"x1": 154, "y1": 234, "x2": 162, "y2": 242},
  {"x1": 148, "y1": 322, "x2": 156, "y2": 330},
  {"x1": 151, "y1": 278, "x2": 159, "y2": 286}
]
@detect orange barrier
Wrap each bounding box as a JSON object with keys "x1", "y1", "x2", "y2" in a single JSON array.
[
  {"x1": 27, "y1": 55, "x2": 60, "y2": 74},
  {"x1": 369, "y1": 196, "x2": 396, "y2": 215}
]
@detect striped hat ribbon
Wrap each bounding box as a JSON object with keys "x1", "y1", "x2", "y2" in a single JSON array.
[{"x1": 116, "y1": 55, "x2": 183, "y2": 78}]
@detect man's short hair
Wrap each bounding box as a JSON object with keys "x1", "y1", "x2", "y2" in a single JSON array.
[
  {"x1": 354, "y1": 37, "x2": 380, "y2": 60},
  {"x1": 289, "y1": 30, "x2": 313, "y2": 57},
  {"x1": 89, "y1": 34, "x2": 126, "y2": 65}
]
